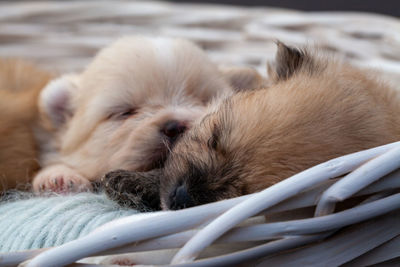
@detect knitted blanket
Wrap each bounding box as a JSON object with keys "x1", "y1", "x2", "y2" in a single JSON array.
[{"x1": 0, "y1": 193, "x2": 138, "y2": 252}]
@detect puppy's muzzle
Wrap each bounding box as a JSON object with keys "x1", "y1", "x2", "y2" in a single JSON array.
[{"x1": 169, "y1": 184, "x2": 194, "y2": 210}]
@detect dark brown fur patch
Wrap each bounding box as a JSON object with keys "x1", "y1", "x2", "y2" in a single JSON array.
[{"x1": 102, "y1": 169, "x2": 161, "y2": 211}]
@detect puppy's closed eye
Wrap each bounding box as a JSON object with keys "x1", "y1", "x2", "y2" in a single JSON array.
[
  {"x1": 108, "y1": 108, "x2": 137, "y2": 120},
  {"x1": 207, "y1": 133, "x2": 218, "y2": 150},
  {"x1": 207, "y1": 126, "x2": 226, "y2": 155}
]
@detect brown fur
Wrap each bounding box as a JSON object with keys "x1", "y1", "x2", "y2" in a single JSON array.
[
  {"x1": 104, "y1": 43, "x2": 400, "y2": 211},
  {"x1": 0, "y1": 59, "x2": 52, "y2": 192}
]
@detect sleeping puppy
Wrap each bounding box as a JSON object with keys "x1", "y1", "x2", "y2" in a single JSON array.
[
  {"x1": 33, "y1": 36, "x2": 262, "y2": 193},
  {"x1": 104, "y1": 42, "x2": 400, "y2": 211},
  {"x1": 0, "y1": 59, "x2": 52, "y2": 192}
]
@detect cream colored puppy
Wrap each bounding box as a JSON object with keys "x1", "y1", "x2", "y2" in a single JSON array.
[{"x1": 33, "y1": 36, "x2": 261, "y2": 193}]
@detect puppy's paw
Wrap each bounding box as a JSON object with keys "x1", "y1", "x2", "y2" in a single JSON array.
[
  {"x1": 102, "y1": 169, "x2": 161, "y2": 211},
  {"x1": 33, "y1": 164, "x2": 92, "y2": 194}
]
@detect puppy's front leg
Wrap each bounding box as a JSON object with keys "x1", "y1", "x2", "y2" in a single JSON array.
[
  {"x1": 32, "y1": 164, "x2": 92, "y2": 193},
  {"x1": 102, "y1": 169, "x2": 161, "y2": 211}
]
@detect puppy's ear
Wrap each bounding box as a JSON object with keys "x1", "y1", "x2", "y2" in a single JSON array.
[
  {"x1": 220, "y1": 66, "x2": 265, "y2": 92},
  {"x1": 268, "y1": 41, "x2": 317, "y2": 82},
  {"x1": 39, "y1": 74, "x2": 78, "y2": 129}
]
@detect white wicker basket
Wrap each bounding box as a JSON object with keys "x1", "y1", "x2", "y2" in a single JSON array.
[
  {"x1": 2, "y1": 141, "x2": 400, "y2": 266},
  {"x1": 1, "y1": 1, "x2": 400, "y2": 266}
]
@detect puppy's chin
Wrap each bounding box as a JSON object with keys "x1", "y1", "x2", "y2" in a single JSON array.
[
  {"x1": 135, "y1": 145, "x2": 169, "y2": 172},
  {"x1": 126, "y1": 134, "x2": 184, "y2": 172}
]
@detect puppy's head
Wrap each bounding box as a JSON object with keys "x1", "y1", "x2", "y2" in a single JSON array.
[
  {"x1": 160, "y1": 42, "x2": 398, "y2": 210},
  {"x1": 39, "y1": 36, "x2": 261, "y2": 179}
]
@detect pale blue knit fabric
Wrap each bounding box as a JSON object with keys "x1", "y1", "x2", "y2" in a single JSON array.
[{"x1": 0, "y1": 192, "x2": 138, "y2": 252}]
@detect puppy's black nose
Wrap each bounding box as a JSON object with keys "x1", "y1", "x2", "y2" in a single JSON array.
[
  {"x1": 169, "y1": 184, "x2": 195, "y2": 210},
  {"x1": 162, "y1": 120, "x2": 187, "y2": 140}
]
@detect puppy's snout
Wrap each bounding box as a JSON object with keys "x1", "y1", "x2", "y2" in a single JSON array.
[
  {"x1": 169, "y1": 184, "x2": 194, "y2": 210},
  {"x1": 161, "y1": 120, "x2": 187, "y2": 140}
]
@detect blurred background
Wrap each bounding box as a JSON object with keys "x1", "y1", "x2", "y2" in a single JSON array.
[
  {"x1": 0, "y1": 0, "x2": 399, "y2": 84},
  {"x1": 173, "y1": 0, "x2": 400, "y2": 17}
]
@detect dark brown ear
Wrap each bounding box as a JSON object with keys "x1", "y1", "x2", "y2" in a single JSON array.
[
  {"x1": 268, "y1": 41, "x2": 316, "y2": 82},
  {"x1": 220, "y1": 66, "x2": 265, "y2": 92}
]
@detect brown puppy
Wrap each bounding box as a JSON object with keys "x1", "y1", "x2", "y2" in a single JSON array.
[
  {"x1": 104, "y1": 43, "x2": 400, "y2": 211},
  {"x1": 0, "y1": 59, "x2": 52, "y2": 192},
  {"x1": 34, "y1": 36, "x2": 261, "y2": 193}
]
